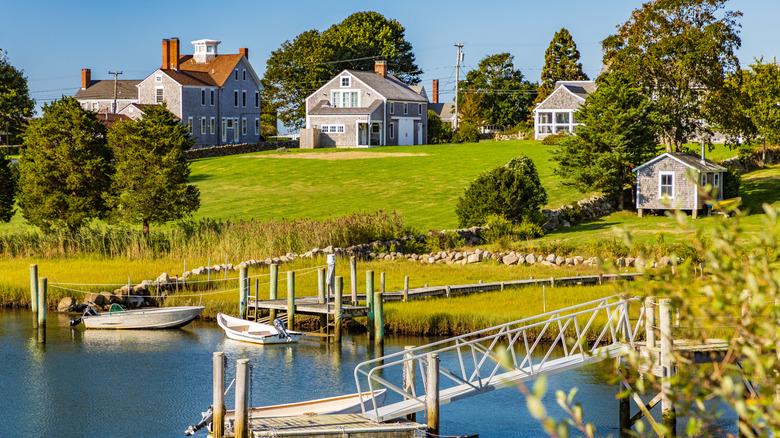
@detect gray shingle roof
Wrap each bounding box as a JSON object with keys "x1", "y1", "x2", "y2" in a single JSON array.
[
  {"x1": 74, "y1": 80, "x2": 140, "y2": 100},
  {"x1": 429, "y1": 103, "x2": 455, "y2": 120},
  {"x1": 309, "y1": 99, "x2": 382, "y2": 115},
  {"x1": 555, "y1": 81, "x2": 596, "y2": 100},
  {"x1": 670, "y1": 153, "x2": 727, "y2": 172},
  {"x1": 348, "y1": 70, "x2": 427, "y2": 102}
]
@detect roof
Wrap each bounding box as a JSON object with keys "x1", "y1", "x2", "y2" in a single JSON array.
[
  {"x1": 94, "y1": 113, "x2": 130, "y2": 128},
  {"x1": 429, "y1": 103, "x2": 455, "y2": 120},
  {"x1": 554, "y1": 81, "x2": 596, "y2": 100},
  {"x1": 309, "y1": 99, "x2": 383, "y2": 115},
  {"x1": 157, "y1": 54, "x2": 263, "y2": 89},
  {"x1": 633, "y1": 152, "x2": 728, "y2": 173},
  {"x1": 347, "y1": 70, "x2": 427, "y2": 102},
  {"x1": 122, "y1": 103, "x2": 158, "y2": 113},
  {"x1": 74, "y1": 80, "x2": 140, "y2": 100}
]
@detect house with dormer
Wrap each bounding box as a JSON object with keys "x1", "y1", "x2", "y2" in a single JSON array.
[
  {"x1": 532, "y1": 80, "x2": 596, "y2": 140},
  {"x1": 305, "y1": 61, "x2": 428, "y2": 147}
]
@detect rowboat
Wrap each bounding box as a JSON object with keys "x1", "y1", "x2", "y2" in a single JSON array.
[
  {"x1": 217, "y1": 312, "x2": 303, "y2": 344},
  {"x1": 72, "y1": 304, "x2": 204, "y2": 330}
]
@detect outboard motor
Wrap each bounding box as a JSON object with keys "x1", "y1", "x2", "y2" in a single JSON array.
[
  {"x1": 184, "y1": 406, "x2": 213, "y2": 436},
  {"x1": 69, "y1": 306, "x2": 99, "y2": 327},
  {"x1": 273, "y1": 318, "x2": 292, "y2": 341}
]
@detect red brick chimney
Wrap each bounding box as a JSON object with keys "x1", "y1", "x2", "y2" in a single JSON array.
[
  {"x1": 81, "y1": 68, "x2": 91, "y2": 90},
  {"x1": 162, "y1": 39, "x2": 170, "y2": 69},
  {"x1": 239, "y1": 48, "x2": 249, "y2": 60},
  {"x1": 170, "y1": 37, "x2": 180, "y2": 70},
  {"x1": 432, "y1": 79, "x2": 439, "y2": 103},
  {"x1": 374, "y1": 60, "x2": 387, "y2": 78}
]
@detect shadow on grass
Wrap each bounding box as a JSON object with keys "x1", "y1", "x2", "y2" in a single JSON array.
[
  {"x1": 546, "y1": 216, "x2": 625, "y2": 237},
  {"x1": 740, "y1": 174, "x2": 780, "y2": 213},
  {"x1": 189, "y1": 173, "x2": 212, "y2": 183}
]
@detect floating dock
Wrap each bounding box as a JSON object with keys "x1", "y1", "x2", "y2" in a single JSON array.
[{"x1": 244, "y1": 414, "x2": 422, "y2": 437}]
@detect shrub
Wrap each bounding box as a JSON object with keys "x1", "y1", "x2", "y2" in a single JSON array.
[
  {"x1": 482, "y1": 214, "x2": 516, "y2": 242},
  {"x1": 427, "y1": 110, "x2": 453, "y2": 144},
  {"x1": 451, "y1": 122, "x2": 480, "y2": 143},
  {"x1": 721, "y1": 166, "x2": 741, "y2": 199},
  {"x1": 515, "y1": 219, "x2": 544, "y2": 240},
  {"x1": 423, "y1": 230, "x2": 465, "y2": 252},
  {"x1": 540, "y1": 132, "x2": 567, "y2": 145}
]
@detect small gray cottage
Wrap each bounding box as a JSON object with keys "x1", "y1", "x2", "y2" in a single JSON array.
[{"x1": 633, "y1": 152, "x2": 727, "y2": 218}]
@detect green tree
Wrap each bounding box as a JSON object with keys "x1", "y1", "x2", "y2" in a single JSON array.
[
  {"x1": 262, "y1": 12, "x2": 421, "y2": 129},
  {"x1": 552, "y1": 72, "x2": 660, "y2": 209},
  {"x1": 0, "y1": 149, "x2": 16, "y2": 222},
  {"x1": 427, "y1": 110, "x2": 451, "y2": 144},
  {"x1": 456, "y1": 156, "x2": 547, "y2": 227},
  {"x1": 460, "y1": 53, "x2": 537, "y2": 128},
  {"x1": 0, "y1": 49, "x2": 35, "y2": 145},
  {"x1": 106, "y1": 105, "x2": 200, "y2": 234},
  {"x1": 602, "y1": 0, "x2": 742, "y2": 152},
  {"x1": 17, "y1": 97, "x2": 113, "y2": 232},
  {"x1": 530, "y1": 28, "x2": 588, "y2": 118}
]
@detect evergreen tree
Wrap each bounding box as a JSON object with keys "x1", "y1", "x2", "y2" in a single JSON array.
[
  {"x1": 551, "y1": 72, "x2": 660, "y2": 209},
  {"x1": 107, "y1": 105, "x2": 200, "y2": 234},
  {"x1": 531, "y1": 28, "x2": 589, "y2": 115},
  {"x1": 0, "y1": 49, "x2": 35, "y2": 145},
  {"x1": 0, "y1": 149, "x2": 15, "y2": 222},
  {"x1": 17, "y1": 97, "x2": 113, "y2": 232}
]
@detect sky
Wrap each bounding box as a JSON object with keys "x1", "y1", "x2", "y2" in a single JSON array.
[{"x1": 2, "y1": 0, "x2": 779, "y2": 123}]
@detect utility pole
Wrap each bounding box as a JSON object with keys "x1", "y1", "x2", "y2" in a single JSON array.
[
  {"x1": 108, "y1": 70, "x2": 123, "y2": 114},
  {"x1": 453, "y1": 43, "x2": 464, "y2": 131}
]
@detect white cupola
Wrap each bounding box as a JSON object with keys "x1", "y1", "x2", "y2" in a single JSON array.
[{"x1": 191, "y1": 39, "x2": 221, "y2": 63}]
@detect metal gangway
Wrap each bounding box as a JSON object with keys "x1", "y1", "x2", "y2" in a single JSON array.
[{"x1": 354, "y1": 295, "x2": 644, "y2": 422}]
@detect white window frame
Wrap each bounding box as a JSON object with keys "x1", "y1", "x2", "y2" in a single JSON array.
[
  {"x1": 389, "y1": 122, "x2": 395, "y2": 139},
  {"x1": 241, "y1": 118, "x2": 247, "y2": 136},
  {"x1": 255, "y1": 118, "x2": 260, "y2": 135},
  {"x1": 221, "y1": 118, "x2": 227, "y2": 142},
  {"x1": 201, "y1": 117, "x2": 206, "y2": 134},
  {"x1": 321, "y1": 124, "x2": 345, "y2": 133},
  {"x1": 187, "y1": 117, "x2": 193, "y2": 135},
  {"x1": 155, "y1": 87, "x2": 164, "y2": 104},
  {"x1": 389, "y1": 102, "x2": 394, "y2": 114},
  {"x1": 659, "y1": 172, "x2": 675, "y2": 199},
  {"x1": 155, "y1": 74, "x2": 162, "y2": 82},
  {"x1": 234, "y1": 118, "x2": 240, "y2": 142},
  {"x1": 331, "y1": 90, "x2": 359, "y2": 108},
  {"x1": 700, "y1": 173, "x2": 707, "y2": 185},
  {"x1": 714, "y1": 173, "x2": 720, "y2": 187},
  {"x1": 210, "y1": 117, "x2": 215, "y2": 135},
  {"x1": 341, "y1": 76, "x2": 350, "y2": 87}
]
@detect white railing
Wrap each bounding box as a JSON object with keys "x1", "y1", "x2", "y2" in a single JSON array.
[{"x1": 354, "y1": 295, "x2": 644, "y2": 421}]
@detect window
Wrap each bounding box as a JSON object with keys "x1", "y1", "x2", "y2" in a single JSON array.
[
  {"x1": 234, "y1": 69, "x2": 238, "y2": 80},
  {"x1": 92, "y1": 102, "x2": 98, "y2": 111},
  {"x1": 659, "y1": 172, "x2": 674, "y2": 198},
  {"x1": 242, "y1": 91, "x2": 246, "y2": 107},
  {"x1": 371, "y1": 124, "x2": 380, "y2": 134},
  {"x1": 403, "y1": 103, "x2": 408, "y2": 115},
  {"x1": 341, "y1": 76, "x2": 350, "y2": 87},
  {"x1": 234, "y1": 90, "x2": 238, "y2": 107},
  {"x1": 714, "y1": 173, "x2": 720, "y2": 187},
  {"x1": 187, "y1": 117, "x2": 193, "y2": 135},
  {"x1": 331, "y1": 91, "x2": 358, "y2": 108},
  {"x1": 321, "y1": 125, "x2": 345, "y2": 133},
  {"x1": 155, "y1": 74, "x2": 162, "y2": 82},
  {"x1": 389, "y1": 122, "x2": 395, "y2": 139},
  {"x1": 221, "y1": 118, "x2": 227, "y2": 142},
  {"x1": 201, "y1": 89, "x2": 206, "y2": 105},
  {"x1": 201, "y1": 117, "x2": 206, "y2": 134},
  {"x1": 242, "y1": 118, "x2": 247, "y2": 135},
  {"x1": 210, "y1": 90, "x2": 215, "y2": 105},
  {"x1": 418, "y1": 103, "x2": 422, "y2": 114},
  {"x1": 210, "y1": 117, "x2": 215, "y2": 134},
  {"x1": 255, "y1": 91, "x2": 259, "y2": 107},
  {"x1": 156, "y1": 88, "x2": 164, "y2": 104},
  {"x1": 242, "y1": 70, "x2": 246, "y2": 81},
  {"x1": 389, "y1": 103, "x2": 394, "y2": 114},
  {"x1": 234, "y1": 118, "x2": 239, "y2": 142},
  {"x1": 700, "y1": 173, "x2": 707, "y2": 185},
  {"x1": 255, "y1": 118, "x2": 260, "y2": 135},
  {"x1": 226, "y1": 119, "x2": 233, "y2": 128}
]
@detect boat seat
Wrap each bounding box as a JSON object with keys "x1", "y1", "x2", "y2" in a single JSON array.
[
  {"x1": 247, "y1": 331, "x2": 273, "y2": 336},
  {"x1": 231, "y1": 325, "x2": 251, "y2": 332}
]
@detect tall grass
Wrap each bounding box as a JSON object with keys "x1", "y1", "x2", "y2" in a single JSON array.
[{"x1": 0, "y1": 210, "x2": 412, "y2": 260}]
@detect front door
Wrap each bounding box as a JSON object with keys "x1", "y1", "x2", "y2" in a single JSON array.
[{"x1": 398, "y1": 119, "x2": 413, "y2": 146}]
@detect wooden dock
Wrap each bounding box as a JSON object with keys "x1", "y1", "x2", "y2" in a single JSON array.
[{"x1": 243, "y1": 414, "x2": 422, "y2": 437}]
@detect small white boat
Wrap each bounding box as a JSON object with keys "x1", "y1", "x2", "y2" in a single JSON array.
[
  {"x1": 75, "y1": 304, "x2": 204, "y2": 330},
  {"x1": 217, "y1": 313, "x2": 303, "y2": 344}
]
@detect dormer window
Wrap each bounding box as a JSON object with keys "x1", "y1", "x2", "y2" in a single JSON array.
[{"x1": 341, "y1": 77, "x2": 350, "y2": 87}]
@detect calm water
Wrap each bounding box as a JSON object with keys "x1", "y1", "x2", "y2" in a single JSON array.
[{"x1": 0, "y1": 309, "x2": 737, "y2": 437}]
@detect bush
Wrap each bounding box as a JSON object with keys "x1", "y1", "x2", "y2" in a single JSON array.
[
  {"x1": 722, "y1": 166, "x2": 740, "y2": 199},
  {"x1": 451, "y1": 122, "x2": 480, "y2": 143},
  {"x1": 420, "y1": 230, "x2": 465, "y2": 252},
  {"x1": 427, "y1": 110, "x2": 453, "y2": 144},
  {"x1": 456, "y1": 156, "x2": 548, "y2": 227},
  {"x1": 540, "y1": 132, "x2": 567, "y2": 145}
]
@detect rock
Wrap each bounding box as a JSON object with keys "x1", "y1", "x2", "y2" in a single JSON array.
[
  {"x1": 57, "y1": 297, "x2": 77, "y2": 312},
  {"x1": 562, "y1": 221, "x2": 571, "y2": 228},
  {"x1": 502, "y1": 253, "x2": 519, "y2": 266},
  {"x1": 100, "y1": 292, "x2": 120, "y2": 304},
  {"x1": 625, "y1": 257, "x2": 635, "y2": 267},
  {"x1": 525, "y1": 254, "x2": 537, "y2": 265},
  {"x1": 616, "y1": 257, "x2": 626, "y2": 268},
  {"x1": 555, "y1": 256, "x2": 565, "y2": 266},
  {"x1": 546, "y1": 254, "x2": 557, "y2": 263},
  {"x1": 658, "y1": 256, "x2": 671, "y2": 268},
  {"x1": 156, "y1": 272, "x2": 170, "y2": 285},
  {"x1": 85, "y1": 293, "x2": 107, "y2": 306},
  {"x1": 565, "y1": 257, "x2": 573, "y2": 266},
  {"x1": 467, "y1": 253, "x2": 482, "y2": 264},
  {"x1": 574, "y1": 256, "x2": 584, "y2": 265}
]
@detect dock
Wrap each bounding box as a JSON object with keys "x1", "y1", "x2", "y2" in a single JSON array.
[{"x1": 244, "y1": 414, "x2": 422, "y2": 437}]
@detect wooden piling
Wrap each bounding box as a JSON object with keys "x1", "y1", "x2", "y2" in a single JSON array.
[
  {"x1": 334, "y1": 276, "x2": 343, "y2": 343},
  {"x1": 659, "y1": 299, "x2": 676, "y2": 435},
  {"x1": 550, "y1": 276, "x2": 555, "y2": 288},
  {"x1": 350, "y1": 256, "x2": 358, "y2": 305},
  {"x1": 403, "y1": 276, "x2": 409, "y2": 302},
  {"x1": 366, "y1": 270, "x2": 374, "y2": 340},
  {"x1": 30, "y1": 264, "x2": 38, "y2": 329},
  {"x1": 37, "y1": 277, "x2": 47, "y2": 344},
  {"x1": 239, "y1": 266, "x2": 248, "y2": 319},
  {"x1": 374, "y1": 291, "x2": 384, "y2": 344},
  {"x1": 619, "y1": 359, "x2": 631, "y2": 434},
  {"x1": 318, "y1": 268, "x2": 327, "y2": 331},
  {"x1": 287, "y1": 271, "x2": 295, "y2": 331},
  {"x1": 445, "y1": 285, "x2": 450, "y2": 298},
  {"x1": 254, "y1": 279, "x2": 259, "y2": 321},
  {"x1": 269, "y1": 264, "x2": 278, "y2": 321},
  {"x1": 212, "y1": 352, "x2": 226, "y2": 438},
  {"x1": 403, "y1": 346, "x2": 416, "y2": 422},
  {"x1": 235, "y1": 358, "x2": 250, "y2": 438},
  {"x1": 645, "y1": 298, "x2": 656, "y2": 348},
  {"x1": 426, "y1": 353, "x2": 440, "y2": 436}
]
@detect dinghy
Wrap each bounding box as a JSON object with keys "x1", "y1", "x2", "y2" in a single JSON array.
[
  {"x1": 71, "y1": 304, "x2": 204, "y2": 330},
  {"x1": 217, "y1": 313, "x2": 303, "y2": 344}
]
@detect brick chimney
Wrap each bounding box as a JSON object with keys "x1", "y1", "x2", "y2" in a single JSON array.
[
  {"x1": 374, "y1": 60, "x2": 387, "y2": 78},
  {"x1": 162, "y1": 39, "x2": 170, "y2": 69},
  {"x1": 170, "y1": 37, "x2": 180, "y2": 70},
  {"x1": 239, "y1": 48, "x2": 249, "y2": 60},
  {"x1": 432, "y1": 79, "x2": 439, "y2": 104},
  {"x1": 81, "y1": 69, "x2": 91, "y2": 90}
]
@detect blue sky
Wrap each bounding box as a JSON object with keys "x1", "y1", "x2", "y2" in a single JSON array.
[{"x1": 2, "y1": 0, "x2": 778, "y2": 116}]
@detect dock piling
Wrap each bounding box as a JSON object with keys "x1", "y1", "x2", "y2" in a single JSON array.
[
  {"x1": 426, "y1": 353, "x2": 440, "y2": 436},
  {"x1": 318, "y1": 268, "x2": 327, "y2": 331},
  {"x1": 239, "y1": 266, "x2": 248, "y2": 319},
  {"x1": 37, "y1": 277, "x2": 47, "y2": 344},
  {"x1": 212, "y1": 352, "x2": 226, "y2": 438},
  {"x1": 287, "y1": 271, "x2": 295, "y2": 331},
  {"x1": 30, "y1": 264, "x2": 38, "y2": 329},
  {"x1": 374, "y1": 290, "x2": 384, "y2": 345},
  {"x1": 659, "y1": 299, "x2": 676, "y2": 435},
  {"x1": 269, "y1": 264, "x2": 278, "y2": 321},
  {"x1": 334, "y1": 276, "x2": 343, "y2": 343},
  {"x1": 645, "y1": 298, "x2": 656, "y2": 348},
  {"x1": 350, "y1": 256, "x2": 358, "y2": 305},
  {"x1": 366, "y1": 271, "x2": 374, "y2": 340},
  {"x1": 619, "y1": 359, "x2": 631, "y2": 435},
  {"x1": 403, "y1": 276, "x2": 409, "y2": 302},
  {"x1": 235, "y1": 359, "x2": 250, "y2": 438},
  {"x1": 254, "y1": 279, "x2": 259, "y2": 321},
  {"x1": 403, "y1": 346, "x2": 416, "y2": 422}
]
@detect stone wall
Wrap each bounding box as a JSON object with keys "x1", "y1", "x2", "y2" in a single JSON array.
[
  {"x1": 719, "y1": 146, "x2": 780, "y2": 173},
  {"x1": 541, "y1": 195, "x2": 615, "y2": 231},
  {"x1": 183, "y1": 140, "x2": 299, "y2": 159}
]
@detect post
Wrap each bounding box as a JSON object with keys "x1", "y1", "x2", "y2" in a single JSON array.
[
  {"x1": 287, "y1": 270, "x2": 295, "y2": 331},
  {"x1": 254, "y1": 278, "x2": 259, "y2": 321},
  {"x1": 350, "y1": 256, "x2": 358, "y2": 305},
  {"x1": 366, "y1": 270, "x2": 375, "y2": 340},
  {"x1": 239, "y1": 266, "x2": 248, "y2": 319},
  {"x1": 37, "y1": 277, "x2": 47, "y2": 344},
  {"x1": 374, "y1": 291, "x2": 384, "y2": 344},
  {"x1": 426, "y1": 353, "x2": 440, "y2": 436},
  {"x1": 212, "y1": 352, "x2": 226, "y2": 438},
  {"x1": 598, "y1": 273, "x2": 603, "y2": 285},
  {"x1": 445, "y1": 285, "x2": 450, "y2": 298},
  {"x1": 269, "y1": 264, "x2": 278, "y2": 321},
  {"x1": 403, "y1": 276, "x2": 409, "y2": 302},
  {"x1": 30, "y1": 264, "x2": 38, "y2": 329},
  {"x1": 318, "y1": 268, "x2": 327, "y2": 331},
  {"x1": 619, "y1": 360, "x2": 631, "y2": 435},
  {"x1": 403, "y1": 346, "x2": 417, "y2": 422},
  {"x1": 334, "y1": 276, "x2": 343, "y2": 343},
  {"x1": 183, "y1": 259, "x2": 187, "y2": 289},
  {"x1": 659, "y1": 299, "x2": 676, "y2": 435},
  {"x1": 550, "y1": 276, "x2": 555, "y2": 288},
  {"x1": 645, "y1": 298, "x2": 656, "y2": 348},
  {"x1": 235, "y1": 359, "x2": 250, "y2": 438}
]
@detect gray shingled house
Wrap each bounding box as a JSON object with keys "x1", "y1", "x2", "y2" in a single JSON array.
[
  {"x1": 74, "y1": 69, "x2": 140, "y2": 114},
  {"x1": 532, "y1": 80, "x2": 596, "y2": 140},
  {"x1": 305, "y1": 61, "x2": 428, "y2": 147},
  {"x1": 633, "y1": 152, "x2": 727, "y2": 218}
]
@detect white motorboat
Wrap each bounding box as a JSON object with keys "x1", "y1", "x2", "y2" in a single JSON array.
[
  {"x1": 73, "y1": 304, "x2": 204, "y2": 329},
  {"x1": 217, "y1": 313, "x2": 303, "y2": 344}
]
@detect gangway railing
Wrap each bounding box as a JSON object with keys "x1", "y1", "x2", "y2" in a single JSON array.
[{"x1": 354, "y1": 295, "x2": 645, "y2": 422}]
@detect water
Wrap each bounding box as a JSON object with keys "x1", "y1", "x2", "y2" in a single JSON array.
[{"x1": 0, "y1": 309, "x2": 737, "y2": 437}]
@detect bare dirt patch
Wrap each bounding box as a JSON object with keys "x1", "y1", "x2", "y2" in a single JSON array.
[{"x1": 243, "y1": 151, "x2": 429, "y2": 160}]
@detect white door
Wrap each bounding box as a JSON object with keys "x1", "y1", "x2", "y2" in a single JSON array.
[
  {"x1": 417, "y1": 123, "x2": 423, "y2": 145},
  {"x1": 398, "y1": 119, "x2": 414, "y2": 146}
]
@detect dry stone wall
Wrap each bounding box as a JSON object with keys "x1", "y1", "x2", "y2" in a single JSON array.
[{"x1": 183, "y1": 140, "x2": 299, "y2": 160}]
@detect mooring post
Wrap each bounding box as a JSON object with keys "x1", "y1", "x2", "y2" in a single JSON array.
[
  {"x1": 645, "y1": 297, "x2": 656, "y2": 348},
  {"x1": 212, "y1": 352, "x2": 226, "y2": 438},
  {"x1": 619, "y1": 358, "x2": 631, "y2": 435},
  {"x1": 426, "y1": 353, "x2": 440, "y2": 436},
  {"x1": 318, "y1": 268, "x2": 327, "y2": 331},
  {"x1": 366, "y1": 270, "x2": 375, "y2": 340},
  {"x1": 254, "y1": 278, "x2": 259, "y2": 321},
  {"x1": 550, "y1": 276, "x2": 555, "y2": 288},
  {"x1": 374, "y1": 290, "x2": 384, "y2": 345},
  {"x1": 287, "y1": 271, "x2": 295, "y2": 331},
  {"x1": 334, "y1": 276, "x2": 343, "y2": 343},
  {"x1": 269, "y1": 264, "x2": 278, "y2": 321},
  {"x1": 350, "y1": 256, "x2": 358, "y2": 305},
  {"x1": 30, "y1": 264, "x2": 38, "y2": 329},
  {"x1": 403, "y1": 346, "x2": 417, "y2": 422},
  {"x1": 239, "y1": 266, "x2": 248, "y2": 319},
  {"x1": 403, "y1": 276, "x2": 409, "y2": 302},
  {"x1": 235, "y1": 358, "x2": 250, "y2": 438},
  {"x1": 659, "y1": 298, "x2": 676, "y2": 435},
  {"x1": 37, "y1": 277, "x2": 47, "y2": 344}
]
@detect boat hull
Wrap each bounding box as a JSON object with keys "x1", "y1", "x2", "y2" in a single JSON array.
[
  {"x1": 82, "y1": 306, "x2": 204, "y2": 330},
  {"x1": 217, "y1": 313, "x2": 303, "y2": 344},
  {"x1": 224, "y1": 390, "x2": 387, "y2": 420}
]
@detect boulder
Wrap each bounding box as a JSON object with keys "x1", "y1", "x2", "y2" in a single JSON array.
[
  {"x1": 502, "y1": 253, "x2": 519, "y2": 266},
  {"x1": 100, "y1": 292, "x2": 120, "y2": 304},
  {"x1": 156, "y1": 272, "x2": 170, "y2": 285},
  {"x1": 658, "y1": 256, "x2": 671, "y2": 268},
  {"x1": 555, "y1": 256, "x2": 566, "y2": 266},
  {"x1": 467, "y1": 253, "x2": 482, "y2": 264},
  {"x1": 57, "y1": 297, "x2": 77, "y2": 312},
  {"x1": 525, "y1": 254, "x2": 537, "y2": 265},
  {"x1": 85, "y1": 293, "x2": 107, "y2": 307},
  {"x1": 546, "y1": 254, "x2": 557, "y2": 263}
]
